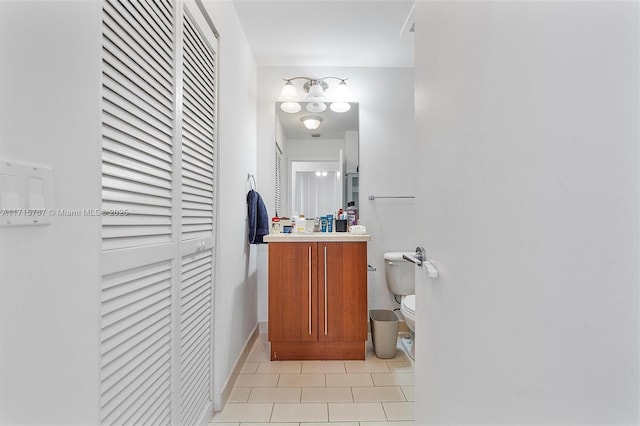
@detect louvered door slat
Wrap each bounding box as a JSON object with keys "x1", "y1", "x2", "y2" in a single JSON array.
[
  {"x1": 181, "y1": 144, "x2": 214, "y2": 177},
  {"x1": 184, "y1": 18, "x2": 215, "y2": 73},
  {"x1": 183, "y1": 60, "x2": 215, "y2": 106},
  {"x1": 107, "y1": 0, "x2": 173, "y2": 67},
  {"x1": 107, "y1": 363, "x2": 171, "y2": 425},
  {"x1": 119, "y1": 0, "x2": 174, "y2": 58},
  {"x1": 100, "y1": 258, "x2": 173, "y2": 425},
  {"x1": 103, "y1": 87, "x2": 173, "y2": 138},
  {"x1": 181, "y1": 192, "x2": 212, "y2": 205},
  {"x1": 180, "y1": 6, "x2": 216, "y2": 244},
  {"x1": 182, "y1": 292, "x2": 209, "y2": 320},
  {"x1": 183, "y1": 76, "x2": 215, "y2": 122},
  {"x1": 183, "y1": 72, "x2": 215, "y2": 115},
  {"x1": 103, "y1": 150, "x2": 172, "y2": 182},
  {"x1": 104, "y1": 1, "x2": 173, "y2": 85},
  {"x1": 103, "y1": 175, "x2": 171, "y2": 199},
  {"x1": 182, "y1": 132, "x2": 214, "y2": 166},
  {"x1": 183, "y1": 19, "x2": 215, "y2": 70},
  {"x1": 103, "y1": 135, "x2": 172, "y2": 168},
  {"x1": 102, "y1": 164, "x2": 171, "y2": 192},
  {"x1": 102, "y1": 188, "x2": 171, "y2": 209},
  {"x1": 183, "y1": 44, "x2": 215, "y2": 96},
  {"x1": 102, "y1": 62, "x2": 173, "y2": 119},
  {"x1": 102, "y1": 308, "x2": 170, "y2": 358},
  {"x1": 136, "y1": 0, "x2": 173, "y2": 41},
  {"x1": 103, "y1": 110, "x2": 172, "y2": 151},
  {"x1": 182, "y1": 117, "x2": 214, "y2": 153},
  {"x1": 182, "y1": 173, "x2": 214, "y2": 192},
  {"x1": 181, "y1": 351, "x2": 209, "y2": 408},
  {"x1": 179, "y1": 248, "x2": 212, "y2": 424},
  {"x1": 124, "y1": 382, "x2": 172, "y2": 426},
  {"x1": 182, "y1": 47, "x2": 214, "y2": 92},
  {"x1": 102, "y1": 32, "x2": 173, "y2": 105},
  {"x1": 182, "y1": 312, "x2": 209, "y2": 358},
  {"x1": 101, "y1": 326, "x2": 171, "y2": 397}
]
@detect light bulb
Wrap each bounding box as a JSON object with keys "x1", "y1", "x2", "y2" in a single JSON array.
[
  {"x1": 279, "y1": 81, "x2": 299, "y2": 101},
  {"x1": 280, "y1": 102, "x2": 301, "y2": 113},
  {"x1": 302, "y1": 116, "x2": 322, "y2": 130},
  {"x1": 330, "y1": 102, "x2": 351, "y2": 113}
]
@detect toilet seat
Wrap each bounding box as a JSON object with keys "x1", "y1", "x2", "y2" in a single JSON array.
[
  {"x1": 400, "y1": 295, "x2": 416, "y2": 334},
  {"x1": 401, "y1": 295, "x2": 415, "y2": 316}
]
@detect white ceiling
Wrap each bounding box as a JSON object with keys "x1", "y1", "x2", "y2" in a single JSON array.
[{"x1": 232, "y1": 0, "x2": 415, "y2": 68}]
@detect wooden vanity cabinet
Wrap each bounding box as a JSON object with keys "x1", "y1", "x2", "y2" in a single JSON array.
[{"x1": 268, "y1": 241, "x2": 368, "y2": 360}]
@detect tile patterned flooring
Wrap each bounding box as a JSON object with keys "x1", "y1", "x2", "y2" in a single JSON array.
[{"x1": 209, "y1": 333, "x2": 415, "y2": 426}]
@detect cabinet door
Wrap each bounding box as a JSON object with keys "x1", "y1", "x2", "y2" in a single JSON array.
[
  {"x1": 269, "y1": 242, "x2": 318, "y2": 342},
  {"x1": 318, "y1": 242, "x2": 368, "y2": 342}
]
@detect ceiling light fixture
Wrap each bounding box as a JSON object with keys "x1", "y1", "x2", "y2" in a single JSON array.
[
  {"x1": 278, "y1": 76, "x2": 351, "y2": 114},
  {"x1": 302, "y1": 116, "x2": 323, "y2": 130}
]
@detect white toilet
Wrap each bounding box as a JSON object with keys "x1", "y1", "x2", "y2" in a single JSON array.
[{"x1": 383, "y1": 252, "x2": 416, "y2": 359}]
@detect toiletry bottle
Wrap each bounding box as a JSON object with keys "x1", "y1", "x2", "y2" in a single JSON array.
[
  {"x1": 347, "y1": 202, "x2": 358, "y2": 226},
  {"x1": 291, "y1": 213, "x2": 298, "y2": 233},
  {"x1": 271, "y1": 212, "x2": 281, "y2": 234},
  {"x1": 297, "y1": 214, "x2": 306, "y2": 233}
]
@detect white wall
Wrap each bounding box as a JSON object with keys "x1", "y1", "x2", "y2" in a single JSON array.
[
  {"x1": 0, "y1": 1, "x2": 102, "y2": 424},
  {"x1": 414, "y1": 1, "x2": 639, "y2": 424},
  {"x1": 201, "y1": 0, "x2": 259, "y2": 411},
  {"x1": 257, "y1": 67, "x2": 415, "y2": 324}
]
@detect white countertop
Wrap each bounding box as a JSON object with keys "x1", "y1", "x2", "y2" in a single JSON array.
[{"x1": 263, "y1": 232, "x2": 371, "y2": 242}]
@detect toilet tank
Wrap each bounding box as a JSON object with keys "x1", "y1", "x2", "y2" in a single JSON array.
[{"x1": 383, "y1": 252, "x2": 416, "y2": 296}]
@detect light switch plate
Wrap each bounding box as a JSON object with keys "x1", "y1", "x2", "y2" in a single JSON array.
[{"x1": 0, "y1": 159, "x2": 52, "y2": 226}]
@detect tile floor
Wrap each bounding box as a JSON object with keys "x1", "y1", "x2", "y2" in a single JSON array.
[{"x1": 209, "y1": 333, "x2": 415, "y2": 426}]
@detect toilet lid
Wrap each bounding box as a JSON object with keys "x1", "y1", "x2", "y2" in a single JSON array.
[{"x1": 402, "y1": 295, "x2": 415, "y2": 315}]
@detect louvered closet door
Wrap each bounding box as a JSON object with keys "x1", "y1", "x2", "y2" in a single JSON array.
[
  {"x1": 100, "y1": 1, "x2": 217, "y2": 425},
  {"x1": 179, "y1": 5, "x2": 217, "y2": 426}
]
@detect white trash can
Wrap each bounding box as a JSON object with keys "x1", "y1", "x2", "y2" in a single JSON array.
[{"x1": 369, "y1": 309, "x2": 399, "y2": 359}]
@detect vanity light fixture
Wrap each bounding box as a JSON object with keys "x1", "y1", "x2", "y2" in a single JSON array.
[
  {"x1": 278, "y1": 76, "x2": 351, "y2": 113},
  {"x1": 329, "y1": 80, "x2": 351, "y2": 113},
  {"x1": 302, "y1": 116, "x2": 323, "y2": 130}
]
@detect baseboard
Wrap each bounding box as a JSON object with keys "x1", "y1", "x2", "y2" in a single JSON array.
[{"x1": 218, "y1": 323, "x2": 259, "y2": 412}]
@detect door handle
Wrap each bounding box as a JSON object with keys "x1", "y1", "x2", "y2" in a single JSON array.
[
  {"x1": 403, "y1": 246, "x2": 439, "y2": 278},
  {"x1": 323, "y1": 246, "x2": 328, "y2": 336},
  {"x1": 308, "y1": 246, "x2": 312, "y2": 335}
]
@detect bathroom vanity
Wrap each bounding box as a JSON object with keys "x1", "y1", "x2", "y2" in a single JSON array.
[{"x1": 264, "y1": 233, "x2": 371, "y2": 360}]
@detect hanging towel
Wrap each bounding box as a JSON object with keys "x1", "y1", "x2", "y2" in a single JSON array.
[{"x1": 247, "y1": 189, "x2": 269, "y2": 244}]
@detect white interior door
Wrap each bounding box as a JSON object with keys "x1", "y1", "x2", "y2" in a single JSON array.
[{"x1": 414, "y1": 1, "x2": 639, "y2": 425}]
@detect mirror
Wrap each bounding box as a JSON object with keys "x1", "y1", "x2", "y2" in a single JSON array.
[{"x1": 275, "y1": 102, "x2": 359, "y2": 219}]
